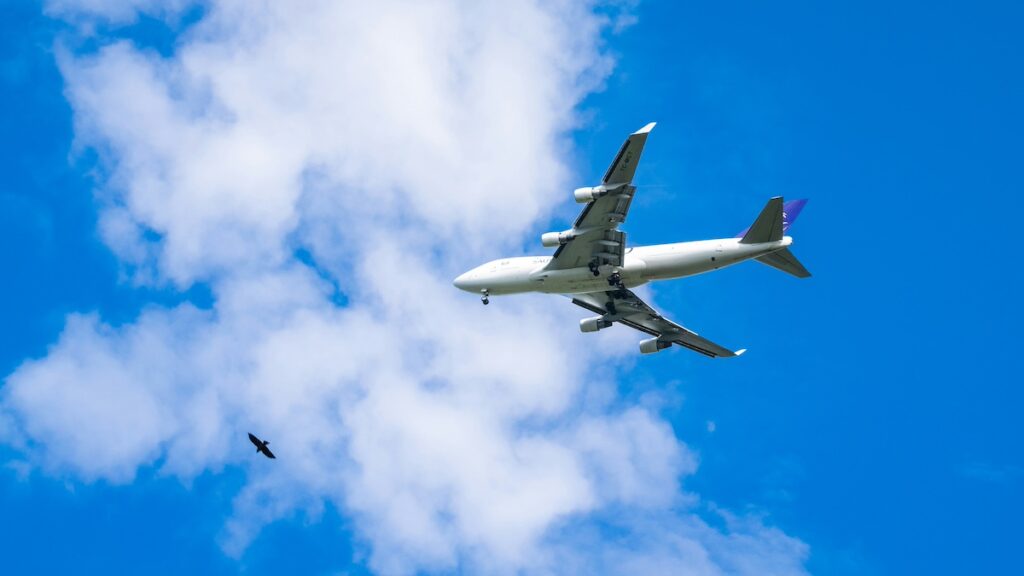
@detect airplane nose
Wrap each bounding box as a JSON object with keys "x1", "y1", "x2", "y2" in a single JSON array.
[{"x1": 453, "y1": 271, "x2": 471, "y2": 291}]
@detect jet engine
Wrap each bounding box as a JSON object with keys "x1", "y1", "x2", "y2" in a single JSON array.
[
  {"x1": 580, "y1": 316, "x2": 613, "y2": 333},
  {"x1": 541, "y1": 230, "x2": 575, "y2": 247},
  {"x1": 573, "y1": 186, "x2": 609, "y2": 203},
  {"x1": 639, "y1": 337, "x2": 672, "y2": 354}
]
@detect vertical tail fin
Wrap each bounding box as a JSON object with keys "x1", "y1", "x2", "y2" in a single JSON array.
[
  {"x1": 735, "y1": 198, "x2": 807, "y2": 241},
  {"x1": 738, "y1": 197, "x2": 784, "y2": 244}
]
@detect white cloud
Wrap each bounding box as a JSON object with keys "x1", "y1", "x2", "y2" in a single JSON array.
[
  {"x1": 544, "y1": 508, "x2": 809, "y2": 576},
  {"x1": 1, "y1": 1, "x2": 809, "y2": 574},
  {"x1": 46, "y1": 0, "x2": 194, "y2": 25}
]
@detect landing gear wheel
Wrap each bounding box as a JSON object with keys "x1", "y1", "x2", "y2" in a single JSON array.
[
  {"x1": 607, "y1": 272, "x2": 623, "y2": 288},
  {"x1": 588, "y1": 262, "x2": 600, "y2": 277},
  {"x1": 481, "y1": 289, "x2": 490, "y2": 306},
  {"x1": 482, "y1": 298, "x2": 489, "y2": 305}
]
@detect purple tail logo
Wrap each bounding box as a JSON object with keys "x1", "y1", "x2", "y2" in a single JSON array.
[{"x1": 782, "y1": 199, "x2": 808, "y2": 233}]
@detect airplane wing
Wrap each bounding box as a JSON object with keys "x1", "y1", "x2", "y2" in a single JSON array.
[
  {"x1": 570, "y1": 288, "x2": 745, "y2": 358},
  {"x1": 546, "y1": 123, "x2": 656, "y2": 271}
]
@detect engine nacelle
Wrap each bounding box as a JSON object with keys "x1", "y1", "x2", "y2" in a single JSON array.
[
  {"x1": 639, "y1": 337, "x2": 672, "y2": 354},
  {"x1": 580, "y1": 316, "x2": 613, "y2": 333},
  {"x1": 541, "y1": 230, "x2": 575, "y2": 248},
  {"x1": 573, "y1": 186, "x2": 609, "y2": 204}
]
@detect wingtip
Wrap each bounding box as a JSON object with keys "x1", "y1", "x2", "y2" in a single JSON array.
[
  {"x1": 734, "y1": 348, "x2": 747, "y2": 357},
  {"x1": 634, "y1": 122, "x2": 656, "y2": 135}
]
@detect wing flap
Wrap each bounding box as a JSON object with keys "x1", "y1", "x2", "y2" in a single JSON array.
[
  {"x1": 662, "y1": 328, "x2": 743, "y2": 358},
  {"x1": 570, "y1": 289, "x2": 742, "y2": 358},
  {"x1": 548, "y1": 228, "x2": 627, "y2": 271}
]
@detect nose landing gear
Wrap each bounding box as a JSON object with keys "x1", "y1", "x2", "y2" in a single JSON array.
[{"x1": 481, "y1": 289, "x2": 490, "y2": 305}]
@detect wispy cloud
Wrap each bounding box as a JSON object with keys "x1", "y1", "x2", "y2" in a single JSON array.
[
  {"x1": 961, "y1": 461, "x2": 1023, "y2": 485},
  {"x1": 2, "y1": 1, "x2": 808, "y2": 573}
]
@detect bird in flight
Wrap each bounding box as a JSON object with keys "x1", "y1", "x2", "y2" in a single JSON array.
[{"x1": 248, "y1": 432, "x2": 276, "y2": 459}]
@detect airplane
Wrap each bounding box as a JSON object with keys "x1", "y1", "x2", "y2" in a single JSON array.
[
  {"x1": 248, "y1": 432, "x2": 276, "y2": 459},
  {"x1": 453, "y1": 122, "x2": 810, "y2": 357}
]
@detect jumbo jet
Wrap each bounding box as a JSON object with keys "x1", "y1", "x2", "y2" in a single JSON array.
[{"x1": 453, "y1": 123, "x2": 810, "y2": 357}]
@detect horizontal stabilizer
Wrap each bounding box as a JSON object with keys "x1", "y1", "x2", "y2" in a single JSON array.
[{"x1": 755, "y1": 247, "x2": 811, "y2": 278}]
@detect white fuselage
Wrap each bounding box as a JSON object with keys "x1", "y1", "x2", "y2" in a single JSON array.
[{"x1": 454, "y1": 236, "x2": 794, "y2": 296}]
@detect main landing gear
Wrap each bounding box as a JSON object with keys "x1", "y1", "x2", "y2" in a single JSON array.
[
  {"x1": 607, "y1": 272, "x2": 624, "y2": 290},
  {"x1": 588, "y1": 260, "x2": 624, "y2": 289},
  {"x1": 481, "y1": 289, "x2": 490, "y2": 305}
]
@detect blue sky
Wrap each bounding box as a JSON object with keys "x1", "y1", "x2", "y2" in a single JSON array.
[{"x1": 2, "y1": 1, "x2": 1022, "y2": 574}]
